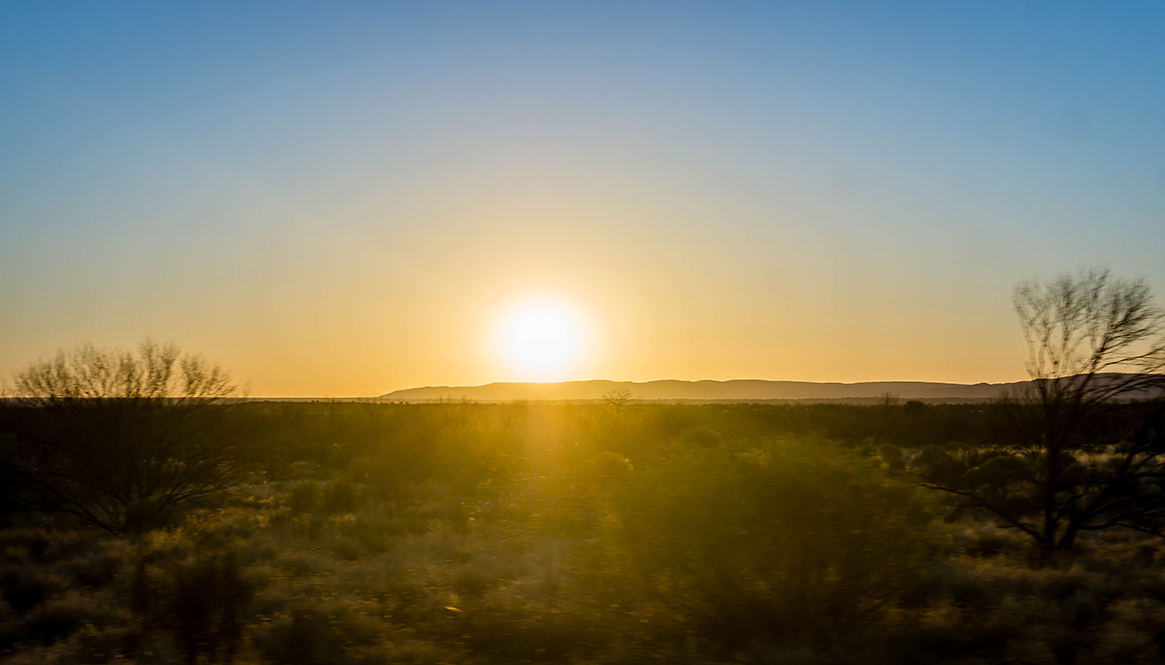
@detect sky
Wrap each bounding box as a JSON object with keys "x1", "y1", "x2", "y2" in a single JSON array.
[{"x1": 2, "y1": 2, "x2": 1164, "y2": 396}]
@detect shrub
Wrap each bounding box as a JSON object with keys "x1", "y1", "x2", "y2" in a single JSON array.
[
  {"x1": 289, "y1": 482, "x2": 319, "y2": 514},
  {"x1": 601, "y1": 439, "x2": 938, "y2": 650}
]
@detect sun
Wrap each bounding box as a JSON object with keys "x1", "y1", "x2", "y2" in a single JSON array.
[{"x1": 496, "y1": 299, "x2": 585, "y2": 381}]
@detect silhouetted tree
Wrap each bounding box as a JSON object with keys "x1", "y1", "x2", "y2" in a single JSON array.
[
  {"x1": 912, "y1": 269, "x2": 1165, "y2": 553},
  {"x1": 0, "y1": 340, "x2": 244, "y2": 532},
  {"x1": 601, "y1": 388, "x2": 636, "y2": 421}
]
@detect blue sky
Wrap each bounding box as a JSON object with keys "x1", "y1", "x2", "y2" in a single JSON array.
[{"x1": 3, "y1": 2, "x2": 1164, "y2": 395}]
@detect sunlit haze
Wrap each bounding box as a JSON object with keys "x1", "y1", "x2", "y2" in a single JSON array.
[{"x1": 3, "y1": 3, "x2": 1164, "y2": 395}]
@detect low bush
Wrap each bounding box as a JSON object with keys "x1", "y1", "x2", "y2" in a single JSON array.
[{"x1": 598, "y1": 439, "x2": 939, "y2": 650}]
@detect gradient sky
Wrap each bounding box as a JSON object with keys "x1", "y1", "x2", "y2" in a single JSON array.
[{"x1": 3, "y1": 2, "x2": 1164, "y2": 396}]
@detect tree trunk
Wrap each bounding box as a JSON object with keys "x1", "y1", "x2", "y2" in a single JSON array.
[{"x1": 1043, "y1": 444, "x2": 1059, "y2": 555}]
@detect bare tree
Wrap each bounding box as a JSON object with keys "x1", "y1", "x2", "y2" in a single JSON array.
[
  {"x1": 1, "y1": 340, "x2": 244, "y2": 532},
  {"x1": 601, "y1": 388, "x2": 637, "y2": 423},
  {"x1": 1016, "y1": 267, "x2": 1165, "y2": 409},
  {"x1": 912, "y1": 269, "x2": 1165, "y2": 554}
]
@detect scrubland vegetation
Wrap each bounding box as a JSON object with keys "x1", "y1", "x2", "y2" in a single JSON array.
[{"x1": 3, "y1": 399, "x2": 1165, "y2": 664}]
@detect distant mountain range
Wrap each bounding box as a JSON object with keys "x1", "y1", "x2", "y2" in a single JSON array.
[{"x1": 380, "y1": 379, "x2": 1033, "y2": 403}]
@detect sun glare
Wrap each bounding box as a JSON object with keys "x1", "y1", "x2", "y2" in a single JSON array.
[{"x1": 497, "y1": 299, "x2": 585, "y2": 381}]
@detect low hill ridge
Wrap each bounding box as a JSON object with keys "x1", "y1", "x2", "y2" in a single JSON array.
[{"x1": 381, "y1": 379, "x2": 1027, "y2": 403}]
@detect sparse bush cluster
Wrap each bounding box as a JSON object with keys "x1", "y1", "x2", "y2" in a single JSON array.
[{"x1": 2, "y1": 392, "x2": 1165, "y2": 662}]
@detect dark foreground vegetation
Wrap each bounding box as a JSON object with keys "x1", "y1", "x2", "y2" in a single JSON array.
[{"x1": 3, "y1": 398, "x2": 1165, "y2": 664}]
